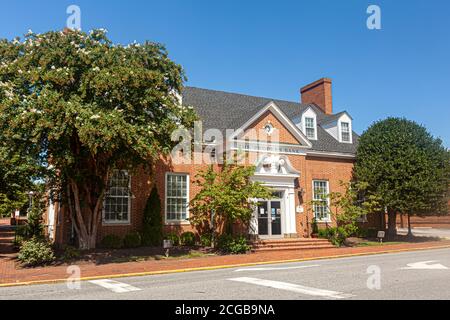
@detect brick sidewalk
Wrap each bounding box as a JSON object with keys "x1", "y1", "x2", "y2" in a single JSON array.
[{"x1": 1, "y1": 239, "x2": 450, "y2": 286}]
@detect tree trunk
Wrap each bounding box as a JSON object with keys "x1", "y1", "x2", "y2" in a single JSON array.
[
  {"x1": 407, "y1": 213, "x2": 413, "y2": 237},
  {"x1": 67, "y1": 178, "x2": 107, "y2": 250},
  {"x1": 387, "y1": 210, "x2": 397, "y2": 238}
]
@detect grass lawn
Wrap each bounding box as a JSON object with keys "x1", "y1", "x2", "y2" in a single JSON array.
[
  {"x1": 357, "y1": 241, "x2": 406, "y2": 247},
  {"x1": 104, "y1": 249, "x2": 217, "y2": 264}
]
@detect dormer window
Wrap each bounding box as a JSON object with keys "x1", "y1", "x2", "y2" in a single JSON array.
[
  {"x1": 341, "y1": 122, "x2": 350, "y2": 142},
  {"x1": 305, "y1": 117, "x2": 316, "y2": 140}
]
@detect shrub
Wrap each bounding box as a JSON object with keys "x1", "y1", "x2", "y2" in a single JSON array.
[
  {"x1": 141, "y1": 187, "x2": 163, "y2": 246},
  {"x1": 356, "y1": 228, "x2": 369, "y2": 238},
  {"x1": 216, "y1": 234, "x2": 250, "y2": 254},
  {"x1": 180, "y1": 232, "x2": 196, "y2": 246},
  {"x1": 317, "y1": 228, "x2": 330, "y2": 239},
  {"x1": 62, "y1": 245, "x2": 81, "y2": 262},
  {"x1": 142, "y1": 226, "x2": 162, "y2": 247},
  {"x1": 366, "y1": 228, "x2": 379, "y2": 238},
  {"x1": 123, "y1": 232, "x2": 142, "y2": 248},
  {"x1": 101, "y1": 234, "x2": 123, "y2": 249},
  {"x1": 26, "y1": 207, "x2": 44, "y2": 237},
  {"x1": 316, "y1": 227, "x2": 348, "y2": 247},
  {"x1": 18, "y1": 238, "x2": 55, "y2": 267},
  {"x1": 165, "y1": 232, "x2": 180, "y2": 246},
  {"x1": 200, "y1": 233, "x2": 212, "y2": 247}
]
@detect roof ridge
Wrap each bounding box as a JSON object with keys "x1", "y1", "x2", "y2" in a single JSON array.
[{"x1": 184, "y1": 86, "x2": 309, "y2": 108}]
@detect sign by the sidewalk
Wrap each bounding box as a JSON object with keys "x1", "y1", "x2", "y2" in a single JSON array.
[
  {"x1": 163, "y1": 240, "x2": 173, "y2": 249},
  {"x1": 377, "y1": 231, "x2": 385, "y2": 243}
]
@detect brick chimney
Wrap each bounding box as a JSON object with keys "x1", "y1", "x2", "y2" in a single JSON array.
[{"x1": 300, "y1": 78, "x2": 333, "y2": 115}]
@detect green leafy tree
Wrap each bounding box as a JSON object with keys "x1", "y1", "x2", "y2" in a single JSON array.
[
  {"x1": 189, "y1": 162, "x2": 273, "y2": 237},
  {"x1": 141, "y1": 186, "x2": 163, "y2": 246},
  {"x1": 354, "y1": 118, "x2": 450, "y2": 237},
  {"x1": 308, "y1": 181, "x2": 380, "y2": 242},
  {"x1": 0, "y1": 29, "x2": 196, "y2": 249},
  {"x1": 0, "y1": 146, "x2": 41, "y2": 217}
]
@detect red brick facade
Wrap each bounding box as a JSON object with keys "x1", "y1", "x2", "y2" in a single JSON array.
[{"x1": 49, "y1": 108, "x2": 356, "y2": 247}]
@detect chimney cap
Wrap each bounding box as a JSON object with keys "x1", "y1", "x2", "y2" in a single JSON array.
[{"x1": 300, "y1": 78, "x2": 332, "y2": 93}]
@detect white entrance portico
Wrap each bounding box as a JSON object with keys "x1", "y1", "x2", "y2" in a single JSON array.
[{"x1": 250, "y1": 155, "x2": 300, "y2": 239}]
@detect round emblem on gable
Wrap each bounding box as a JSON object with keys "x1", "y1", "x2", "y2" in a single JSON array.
[{"x1": 264, "y1": 123, "x2": 274, "y2": 135}]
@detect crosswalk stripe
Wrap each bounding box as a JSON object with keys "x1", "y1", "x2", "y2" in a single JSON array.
[
  {"x1": 89, "y1": 279, "x2": 142, "y2": 293},
  {"x1": 228, "y1": 277, "x2": 354, "y2": 299}
]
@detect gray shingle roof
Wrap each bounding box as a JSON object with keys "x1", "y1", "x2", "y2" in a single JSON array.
[{"x1": 182, "y1": 86, "x2": 358, "y2": 155}]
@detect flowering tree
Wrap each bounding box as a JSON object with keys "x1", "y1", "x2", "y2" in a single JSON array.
[{"x1": 0, "y1": 29, "x2": 196, "y2": 248}]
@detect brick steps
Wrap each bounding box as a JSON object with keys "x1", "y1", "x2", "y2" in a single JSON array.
[{"x1": 251, "y1": 238, "x2": 335, "y2": 252}]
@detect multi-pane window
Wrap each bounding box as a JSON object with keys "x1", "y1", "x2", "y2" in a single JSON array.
[
  {"x1": 104, "y1": 170, "x2": 131, "y2": 224},
  {"x1": 341, "y1": 122, "x2": 351, "y2": 142},
  {"x1": 305, "y1": 117, "x2": 316, "y2": 139},
  {"x1": 166, "y1": 174, "x2": 189, "y2": 221},
  {"x1": 313, "y1": 180, "x2": 330, "y2": 221}
]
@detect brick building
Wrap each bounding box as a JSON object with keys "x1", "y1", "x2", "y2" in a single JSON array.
[{"x1": 47, "y1": 78, "x2": 363, "y2": 246}]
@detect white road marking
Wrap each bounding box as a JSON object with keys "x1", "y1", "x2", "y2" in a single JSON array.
[
  {"x1": 234, "y1": 265, "x2": 320, "y2": 272},
  {"x1": 401, "y1": 261, "x2": 448, "y2": 270},
  {"x1": 228, "y1": 277, "x2": 354, "y2": 299},
  {"x1": 89, "y1": 279, "x2": 142, "y2": 293}
]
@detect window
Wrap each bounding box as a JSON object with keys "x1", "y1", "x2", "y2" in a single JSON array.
[
  {"x1": 103, "y1": 170, "x2": 131, "y2": 224},
  {"x1": 312, "y1": 180, "x2": 330, "y2": 221},
  {"x1": 305, "y1": 117, "x2": 316, "y2": 139},
  {"x1": 341, "y1": 122, "x2": 351, "y2": 142},
  {"x1": 166, "y1": 173, "x2": 189, "y2": 222}
]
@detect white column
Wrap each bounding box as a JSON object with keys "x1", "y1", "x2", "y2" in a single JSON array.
[{"x1": 286, "y1": 188, "x2": 297, "y2": 235}]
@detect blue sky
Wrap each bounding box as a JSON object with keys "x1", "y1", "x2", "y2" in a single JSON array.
[{"x1": 1, "y1": 0, "x2": 449, "y2": 145}]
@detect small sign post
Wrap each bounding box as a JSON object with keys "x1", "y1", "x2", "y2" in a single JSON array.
[
  {"x1": 377, "y1": 231, "x2": 385, "y2": 244},
  {"x1": 163, "y1": 240, "x2": 173, "y2": 257}
]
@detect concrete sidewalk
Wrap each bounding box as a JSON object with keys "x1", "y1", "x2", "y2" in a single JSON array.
[{"x1": 2, "y1": 236, "x2": 450, "y2": 287}]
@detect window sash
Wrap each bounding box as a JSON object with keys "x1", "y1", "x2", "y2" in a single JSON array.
[
  {"x1": 341, "y1": 122, "x2": 350, "y2": 142},
  {"x1": 104, "y1": 170, "x2": 130, "y2": 224},
  {"x1": 166, "y1": 174, "x2": 189, "y2": 221},
  {"x1": 313, "y1": 181, "x2": 330, "y2": 221},
  {"x1": 305, "y1": 117, "x2": 315, "y2": 139}
]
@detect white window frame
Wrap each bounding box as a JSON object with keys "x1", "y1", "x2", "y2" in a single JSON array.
[
  {"x1": 165, "y1": 172, "x2": 190, "y2": 225},
  {"x1": 312, "y1": 180, "x2": 331, "y2": 222},
  {"x1": 338, "y1": 117, "x2": 353, "y2": 143},
  {"x1": 340, "y1": 121, "x2": 351, "y2": 143},
  {"x1": 304, "y1": 117, "x2": 317, "y2": 140},
  {"x1": 103, "y1": 170, "x2": 131, "y2": 225},
  {"x1": 300, "y1": 107, "x2": 318, "y2": 141}
]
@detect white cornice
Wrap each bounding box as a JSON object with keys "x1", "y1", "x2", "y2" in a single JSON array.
[{"x1": 229, "y1": 101, "x2": 313, "y2": 148}]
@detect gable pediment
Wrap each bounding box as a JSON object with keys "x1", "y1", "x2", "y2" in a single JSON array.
[{"x1": 230, "y1": 101, "x2": 312, "y2": 148}]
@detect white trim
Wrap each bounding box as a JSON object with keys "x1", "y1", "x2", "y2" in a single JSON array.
[
  {"x1": 229, "y1": 101, "x2": 313, "y2": 148},
  {"x1": 312, "y1": 180, "x2": 331, "y2": 223},
  {"x1": 231, "y1": 140, "x2": 308, "y2": 156},
  {"x1": 338, "y1": 117, "x2": 353, "y2": 144},
  {"x1": 254, "y1": 192, "x2": 285, "y2": 239},
  {"x1": 306, "y1": 150, "x2": 356, "y2": 159},
  {"x1": 300, "y1": 107, "x2": 318, "y2": 141},
  {"x1": 164, "y1": 172, "x2": 190, "y2": 224},
  {"x1": 102, "y1": 170, "x2": 132, "y2": 226}
]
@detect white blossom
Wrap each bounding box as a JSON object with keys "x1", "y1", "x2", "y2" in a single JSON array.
[{"x1": 90, "y1": 114, "x2": 101, "y2": 120}]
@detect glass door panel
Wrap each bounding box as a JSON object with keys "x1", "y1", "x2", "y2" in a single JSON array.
[
  {"x1": 257, "y1": 202, "x2": 268, "y2": 236},
  {"x1": 271, "y1": 201, "x2": 282, "y2": 235}
]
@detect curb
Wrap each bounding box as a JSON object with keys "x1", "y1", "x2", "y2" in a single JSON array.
[{"x1": 1, "y1": 244, "x2": 450, "y2": 288}]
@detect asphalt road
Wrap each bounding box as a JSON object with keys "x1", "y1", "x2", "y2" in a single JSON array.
[{"x1": 1, "y1": 248, "x2": 450, "y2": 300}]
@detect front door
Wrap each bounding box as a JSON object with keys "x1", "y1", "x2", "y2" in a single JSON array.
[{"x1": 257, "y1": 198, "x2": 282, "y2": 238}]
